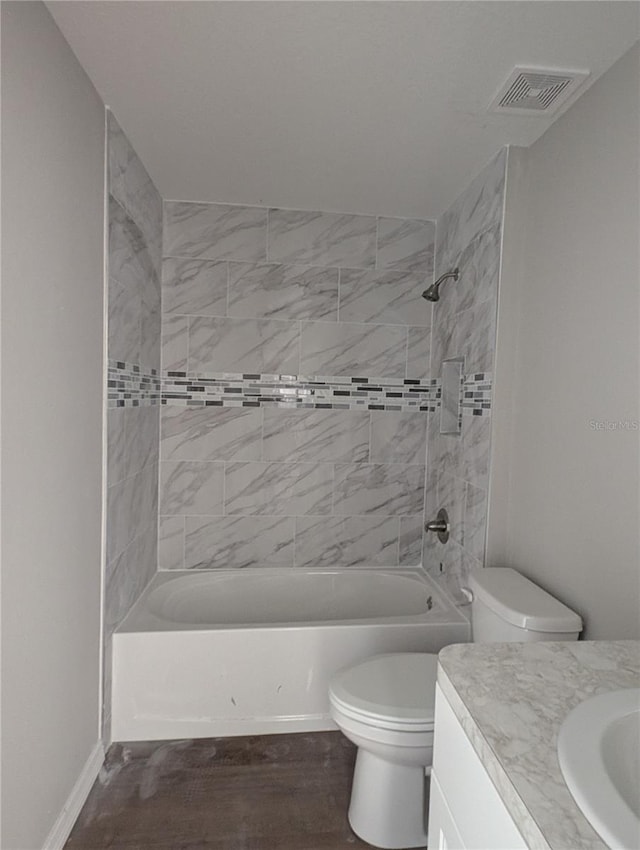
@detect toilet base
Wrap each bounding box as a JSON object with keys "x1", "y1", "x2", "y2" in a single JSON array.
[{"x1": 348, "y1": 747, "x2": 428, "y2": 849}]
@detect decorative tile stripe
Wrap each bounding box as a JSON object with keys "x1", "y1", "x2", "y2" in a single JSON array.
[
  {"x1": 161, "y1": 371, "x2": 440, "y2": 412},
  {"x1": 107, "y1": 363, "x2": 491, "y2": 414},
  {"x1": 462, "y1": 372, "x2": 492, "y2": 416},
  {"x1": 108, "y1": 360, "x2": 161, "y2": 408}
]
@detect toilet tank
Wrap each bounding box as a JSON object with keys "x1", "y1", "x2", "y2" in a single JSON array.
[{"x1": 467, "y1": 568, "x2": 582, "y2": 643}]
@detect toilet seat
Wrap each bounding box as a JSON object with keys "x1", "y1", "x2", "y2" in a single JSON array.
[{"x1": 329, "y1": 653, "x2": 438, "y2": 733}]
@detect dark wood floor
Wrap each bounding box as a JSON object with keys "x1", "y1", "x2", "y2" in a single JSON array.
[{"x1": 65, "y1": 732, "x2": 377, "y2": 850}]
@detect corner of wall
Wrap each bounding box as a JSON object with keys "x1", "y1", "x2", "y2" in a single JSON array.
[
  {"x1": 485, "y1": 146, "x2": 530, "y2": 568},
  {"x1": 99, "y1": 104, "x2": 110, "y2": 750}
]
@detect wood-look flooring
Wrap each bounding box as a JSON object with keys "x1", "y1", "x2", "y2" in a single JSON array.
[{"x1": 65, "y1": 732, "x2": 377, "y2": 850}]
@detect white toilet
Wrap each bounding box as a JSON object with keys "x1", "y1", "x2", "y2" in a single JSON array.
[{"x1": 328, "y1": 567, "x2": 583, "y2": 849}]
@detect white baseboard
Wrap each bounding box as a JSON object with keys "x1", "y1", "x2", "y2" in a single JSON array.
[{"x1": 42, "y1": 740, "x2": 104, "y2": 850}]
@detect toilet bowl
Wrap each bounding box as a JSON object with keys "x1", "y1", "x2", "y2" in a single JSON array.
[
  {"x1": 329, "y1": 653, "x2": 438, "y2": 849},
  {"x1": 329, "y1": 568, "x2": 583, "y2": 849}
]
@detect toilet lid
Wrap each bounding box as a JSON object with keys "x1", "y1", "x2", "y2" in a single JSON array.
[{"x1": 329, "y1": 653, "x2": 438, "y2": 729}]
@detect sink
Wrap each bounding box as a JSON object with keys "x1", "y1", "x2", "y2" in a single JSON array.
[{"x1": 557, "y1": 688, "x2": 640, "y2": 850}]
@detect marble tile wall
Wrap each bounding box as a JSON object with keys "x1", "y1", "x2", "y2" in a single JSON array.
[
  {"x1": 423, "y1": 149, "x2": 506, "y2": 603},
  {"x1": 160, "y1": 203, "x2": 436, "y2": 569},
  {"x1": 105, "y1": 111, "x2": 162, "y2": 738}
]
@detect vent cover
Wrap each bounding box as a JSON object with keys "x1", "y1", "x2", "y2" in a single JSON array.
[{"x1": 489, "y1": 67, "x2": 589, "y2": 116}]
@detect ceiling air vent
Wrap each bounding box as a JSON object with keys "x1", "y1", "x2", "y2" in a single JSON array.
[{"x1": 489, "y1": 67, "x2": 589, "y2": 116}]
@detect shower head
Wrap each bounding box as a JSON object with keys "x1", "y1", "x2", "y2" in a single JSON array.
[{"x1": 422, "y1": 268, "x2": 459, "y2": 302}]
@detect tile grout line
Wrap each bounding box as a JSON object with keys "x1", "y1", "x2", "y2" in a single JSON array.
[
  {"x1": 265, "y1": 208, "x2": 270, "y2": 263},
  {"x1": 225, "y1": 261, "x2": 230, "y2": 318},
  {"x1": 181, "y1": 514, "x2": 186, "y2": 571}
]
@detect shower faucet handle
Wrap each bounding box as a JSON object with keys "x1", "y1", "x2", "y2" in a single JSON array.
[{"x1": 424, "y1": 508, "x2": 450, "y2": 544}]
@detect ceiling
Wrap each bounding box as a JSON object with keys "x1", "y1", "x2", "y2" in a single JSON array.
[{"x1": 48, "y1": 1, "x2": 639, "y2": 219}]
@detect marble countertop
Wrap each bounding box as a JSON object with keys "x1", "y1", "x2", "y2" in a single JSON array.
[{"x1": 437, "y1": 640, "x2": 640, "y2": 850}]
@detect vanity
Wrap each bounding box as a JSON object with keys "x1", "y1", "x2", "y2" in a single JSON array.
[{"x1": 428, "y1": 640, "x2": 640, "y2": 850}]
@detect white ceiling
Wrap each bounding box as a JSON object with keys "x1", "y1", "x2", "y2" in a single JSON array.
[{"x1": 48, "y1": 1, "x2": 639, "y2": 218}]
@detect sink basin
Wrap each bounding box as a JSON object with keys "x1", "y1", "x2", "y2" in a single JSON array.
[{"x1": 558, "y1": 688, "x2": 640, "y2": 849}]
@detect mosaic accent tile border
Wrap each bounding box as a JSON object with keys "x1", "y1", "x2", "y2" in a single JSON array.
[
  {"x1": 108, "y1": 360, "x2": 161, "y2": 408},
  {"x1": 108, "y1": 362, "x2": 492, "y2": 414},
  {"x1": 161, "y1": 371, "x2": 440, "y2": 412},
  {"x1": 462, "y1": 373, "x2": 492, "y2": 416}
]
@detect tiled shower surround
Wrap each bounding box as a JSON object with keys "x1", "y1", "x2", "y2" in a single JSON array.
[
  {"x1": 105, "y1": 112, "x2": 162, "y2": 734},
  {"x1": 158, "y1": 206, "x2": 439, "y2": 569},
  {"x1": 105, "y1": 119, "x2": 503, "y2": 649},
  {"x1": 423, "y1": 150, "x2": 506, "y2": 603}
]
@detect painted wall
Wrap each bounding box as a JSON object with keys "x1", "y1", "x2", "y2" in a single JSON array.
[
  {"x1": 104, "y1": 113, "x2": 162, "y2": 738},
  {"x1": 1, "y1": 3, "x2": 104, "y2": 846},
  {"x1": 422, "y1": 151, "x2": 506, "y2": 603},
  {"x1": 159, "y1": 206, "x2": 436, "y2": 569},
  {"x1": 488, "y1": 45, "x2": 640, "y2": 639}
]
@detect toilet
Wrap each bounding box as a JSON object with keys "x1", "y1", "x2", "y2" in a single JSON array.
[{"x1": 328, "y1": 567, "x2": 583, "y2": 849}]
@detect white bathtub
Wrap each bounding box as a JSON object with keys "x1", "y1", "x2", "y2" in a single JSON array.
[{"x1": 111, "y1": 568, "x2": 469, "y2": 742}]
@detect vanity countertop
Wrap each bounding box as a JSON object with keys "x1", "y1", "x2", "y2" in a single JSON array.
[{"x1": 437, "y1": 640, "x2": 640, "y2": 850}]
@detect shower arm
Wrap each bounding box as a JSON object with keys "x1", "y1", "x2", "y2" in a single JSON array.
[{"x1": 434, "y1": 269, "x2": 459, "y2": 288}]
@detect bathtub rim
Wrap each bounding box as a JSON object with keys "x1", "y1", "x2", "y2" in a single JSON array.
[{"x1": 116, "y1": 566, "x2": 469, "y2": 634}]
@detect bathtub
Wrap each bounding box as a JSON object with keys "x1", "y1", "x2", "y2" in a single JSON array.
[{"x1": 111, "y1": 568, "x2": 469, "y2": 742}]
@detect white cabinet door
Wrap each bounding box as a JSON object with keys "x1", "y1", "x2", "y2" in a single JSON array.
[
  {"x1": 428, "y1": 772, "x2": 465, "y2": 850},
  {"x1": 428, "y1": 684, "x2": 528, "y2": 850}
]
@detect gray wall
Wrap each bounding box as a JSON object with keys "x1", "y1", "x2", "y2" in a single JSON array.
[
  {"x1": 423, "y1": 151, "x2": 506, "y2": 603},
  {"x1": 159, "y1": 206, "x2": 436, "y2": 569},
  {"x1": 104, "y1": 112, "x2": 162, "y2": 738},
  {"x1": 488, "y1": 45, "x2": 640, "y2": 639},
  {"x1": 1, "y1": 3, "x2": 104, "y2": 846}
]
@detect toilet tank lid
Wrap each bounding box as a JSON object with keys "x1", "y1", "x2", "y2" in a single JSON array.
[{"x1": 468, "y1": 568, "x2": 583, "y2": 633}]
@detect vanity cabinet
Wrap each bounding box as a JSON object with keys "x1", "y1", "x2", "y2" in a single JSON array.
[{"x1": 428, "y1": 684, "x2": 528, "y2": 850}]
